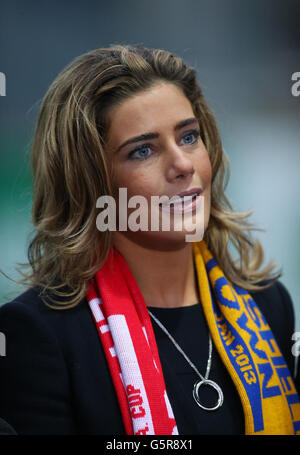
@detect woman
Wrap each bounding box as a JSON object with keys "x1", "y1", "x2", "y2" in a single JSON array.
[{"x1": 0, "y1": 44, "x2": 299, "y2": 435}]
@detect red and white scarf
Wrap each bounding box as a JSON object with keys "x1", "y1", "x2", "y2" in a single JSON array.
[{"x1": 86, "y1": 247, "x2": 178, "y2": 435}]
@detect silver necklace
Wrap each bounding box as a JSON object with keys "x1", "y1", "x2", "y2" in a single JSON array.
[{"x1": 148, "y1": 309, "x2": 224, "y2": 411}]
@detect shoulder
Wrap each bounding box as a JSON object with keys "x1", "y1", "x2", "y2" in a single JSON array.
[
  {"x1": 0, "y1": 287, "x2": 58, "y2": 354},
  {"x1": 0, "y1": 287, "x2": 126, "y2": 435},
  {"x1": 0, "y1": 287, "x2": 98, "y2": 434},
  {"x1": 250, "y1": 279, "x2": 294, "y2": 331},
  {"x1": 250, "y1": 279, "x2": 295, "y2": 374},
  {"x1": 0, "y1": 286, "x2": 99, "y2": 376}
]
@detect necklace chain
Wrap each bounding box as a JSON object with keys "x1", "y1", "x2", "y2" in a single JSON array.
[
  {"x1": 148, "y1": 308, "x2": 224, "y2": 411},
  {"x1": 148, "y1": 309, "x2": 212, "y2": 382}
]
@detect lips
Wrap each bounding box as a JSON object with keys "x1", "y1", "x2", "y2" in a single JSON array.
[
  {"x1": 159, "y1": 187, "x2": 203, "y2": 213},
  {"x1": 171, "y1": 187, "x2": 202, "y2": 200},
  {"x1": 160, "y1": 187, "x2": 203, "y2": 204}
]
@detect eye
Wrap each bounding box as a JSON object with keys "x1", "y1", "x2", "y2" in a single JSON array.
[
  {"x1": 126, "y1": 129, "x2": 201, "y2": 161},
  {"x1": 127, "y1": 144, "x2": 152, "y2": 160},
  {"x1": 181, "y1": 130, "x2": 200, "y2": 145}
]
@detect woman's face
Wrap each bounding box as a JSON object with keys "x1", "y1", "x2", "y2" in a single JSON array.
[{"x1": 105, "y1": 82, "x2": 212, "y2": 249}]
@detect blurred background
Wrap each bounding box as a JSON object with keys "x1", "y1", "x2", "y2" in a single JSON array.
[{"x1": 0, "y1": 0, "x2": 299, "y2": 332}]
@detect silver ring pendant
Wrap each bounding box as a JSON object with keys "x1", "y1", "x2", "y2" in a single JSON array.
[{"x1": 193, "y1": 379, "x2": 224, "y2": 411}]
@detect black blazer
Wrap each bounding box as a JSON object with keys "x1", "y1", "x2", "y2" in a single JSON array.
[{"x1": 0, "y1": 280, "x2": 297, "y2": 435}]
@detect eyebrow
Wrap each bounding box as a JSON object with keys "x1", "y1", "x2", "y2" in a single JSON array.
[{"x1": 115, "y1": 117, "x2": 199, "y2": 154}]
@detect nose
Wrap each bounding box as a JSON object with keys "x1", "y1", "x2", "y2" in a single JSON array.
[{"x1": 165, "y1": 142, "x2": 195, "y2": 182}]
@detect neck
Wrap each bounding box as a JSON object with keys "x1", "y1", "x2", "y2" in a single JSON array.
[{"x1": 112, "y1": 233, "x2": 200, "y2": 308}]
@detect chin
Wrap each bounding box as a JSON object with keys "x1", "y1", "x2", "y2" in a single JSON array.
[{"x1": 117, "y1": 227, "x2": 206, "y2": 252}]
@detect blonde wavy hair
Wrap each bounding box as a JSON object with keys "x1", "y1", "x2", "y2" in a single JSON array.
[{"x1": 18, "y1": 44, "x2": 280, "y2": 308}]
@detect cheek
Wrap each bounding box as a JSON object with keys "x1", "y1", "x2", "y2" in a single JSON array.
[
  {"x1": 113, "y1": 168, "x2": 158, "y2": 200},
  {"x1": 196, "y1": 152, "x2": 212, "y2": 187}
]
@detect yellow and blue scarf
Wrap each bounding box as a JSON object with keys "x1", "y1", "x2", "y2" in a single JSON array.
[{"x1": 194, "y1": 241, "x2": 300, "y2": 435}]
